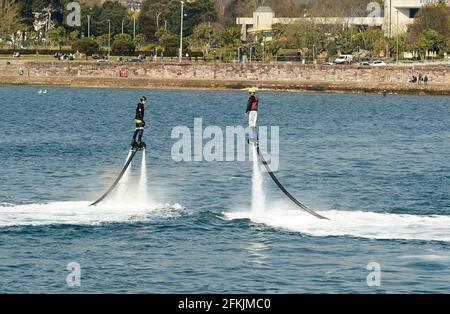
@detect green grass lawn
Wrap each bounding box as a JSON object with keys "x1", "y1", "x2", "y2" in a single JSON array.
[{"x1": 0, "y1": 54, "x2": 55, "y2": 61}]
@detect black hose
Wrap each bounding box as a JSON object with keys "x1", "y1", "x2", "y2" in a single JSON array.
[
  {"x1": 256, "y1": 145, "x2": 329, "y2": 220},
  {"x1": 90, "y1": 148, "x2": 140, "y2": 206}
]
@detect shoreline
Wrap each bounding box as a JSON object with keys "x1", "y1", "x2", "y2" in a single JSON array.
[
  {"x1": 0, "y1": 61, "x2": 448, "y2": 95},
  {"x1": 1, "y1": 76, "x2": 448, "y2": 96}
]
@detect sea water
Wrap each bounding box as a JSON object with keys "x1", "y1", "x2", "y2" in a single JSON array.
[{"x1": 0, "y1": 87, "x2": 449, "y2": 293}]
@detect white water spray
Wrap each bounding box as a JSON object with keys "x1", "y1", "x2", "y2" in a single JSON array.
[
  {"x1": 138, "y1": 149, "x2": 148, "y2": 203},
  {"x1": 251, "y1": 144, "x2": 265, "y2": 213}
]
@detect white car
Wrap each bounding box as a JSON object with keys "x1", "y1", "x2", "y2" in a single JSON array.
[
  {"x1": 334, "y1": 55, "x2": 353, "y2": 64},
  {"x1": 369, "y1": 60, "x2": 386, "y2": 67}
]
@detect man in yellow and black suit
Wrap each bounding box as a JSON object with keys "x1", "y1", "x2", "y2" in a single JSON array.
[{"x1": 131, "y1": 96, "x2": 147, "y2": 149}]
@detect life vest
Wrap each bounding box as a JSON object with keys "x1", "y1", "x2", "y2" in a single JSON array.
[{"x1": 249, "y1": 95, "x2": 258, "y2": 111}]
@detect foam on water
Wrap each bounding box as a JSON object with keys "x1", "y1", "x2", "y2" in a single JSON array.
[
  {"x1": 400, "y1": 254, "x2": 450, "y2": 261},
  {"x1": 0, "y1": 201, "x2": 186, "y2": 227},
  {"x1": 224, "y1": 202, "x2": 450, "y2": 242}
]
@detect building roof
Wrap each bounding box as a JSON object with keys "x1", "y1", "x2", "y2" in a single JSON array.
[{"x1": 255, "y1": 6, "x2": 274, "y2": 13}]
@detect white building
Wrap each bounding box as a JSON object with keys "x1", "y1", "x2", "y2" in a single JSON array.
[
  {"x1": 236, "y1": 0, "x2": 449, "y2": 39},
  {"x1": 384, "y1": 0, "x2": 448, "y2": 36}
]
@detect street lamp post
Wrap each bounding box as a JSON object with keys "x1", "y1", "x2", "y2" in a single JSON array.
[
  {"x1": 179, "y1": 1, "x2": 184, "y2": 63},
  {"x1": 108, "y1": 19, "x2": 111, "y2": 59},
  {"x1": 396, "y1": 9, "x2": 399, "y2": 62},
  {"x1": 133, "y1": 16, "x2": 136, "y2": 41},
  {"x1": 303, "y1": 9, "x2": 308, "y2": 63},
  {"x1": 87, "y1": 15, "x2": 91, "y2": 38},
  {"x1": 313, "y1": 44, "x2": 315, "y2": 63}
]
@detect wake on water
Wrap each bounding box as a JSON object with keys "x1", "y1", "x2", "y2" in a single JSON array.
[
  {"x1": 224, "y1": 205, "x2": 450, "y2": 242},
  {"x1": 0, "y1": 201, "x2": 186, "y2": 227},
  {"x1": 2, "y1": 145, "x2": 449, "y2": 242},
  {"x1": 0, "y1": 149, "x2": 185, "y2": 228},
  {"x1": 225, "y1": 144, "x2": 450, "y2": 243}
]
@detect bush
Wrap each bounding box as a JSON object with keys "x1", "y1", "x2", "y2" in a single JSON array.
[
  {"x1": 111, "y1": 34, "x2": 136, "y2": 56},
  {"x1": 138, "y1": 43, "x2": 156, "y2": 53},
  {"x1": 0, "y1": 48, "x2": 76, "y2": 55},
  {"x1": 72, "y1": 38, "x2": 100, "y2": 57}
]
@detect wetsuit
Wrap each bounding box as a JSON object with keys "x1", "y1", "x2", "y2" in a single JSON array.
[{"x1": 132, "y1": 102, "x2": 145, "y2": 145}]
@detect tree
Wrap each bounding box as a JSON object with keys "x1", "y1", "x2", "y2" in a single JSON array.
[
  {"x1": 72, "y1": 37, "x2": 100, "y2": 59},
  {"x1": 46, "y1": 26, "x2": 66, "y2": 48},
  {"x1": 97, "y1": 1, "x2": 128, "y2": 37},
  {"x1": 0, "y1": 0, "x2": 24, "y2": 42},
  {"x1": 134, "y1": 33, "x2": 146, "y2": 48},
  {"x1": 182, "y1": 0, "x2": 218, "y2": 35},
  {"x1": 111, "y1": 33, "x2": 135, "y2": 55},
  {"x1": 155, "y1": 28, "x2": 179, "y2": 54},
  {"x1": 335, "y1": 26, "x2": 358, "y2": 54},
  {"x1": 409, "y1": 3, "x2": 449, "y2": 55},
  {"x1": 190, "y1": 23, "x2": 213, "y2": 56},
  {"x1": 410, "y1": 3, "x2": 450, "y2": 38},
  {"x1": 77, "y1": 1, "x2": 128, "y2": 38},
  {"x1": 414, "y1": 29, "x2": 444, "y2": 59},
  {"x1": 139, "y1": 0, "x2": 217, "y2": 40},
  {"x1": 308, "y1": 0, "x2": 375, "y2": 17},
  {"x1": 68, "y1": 30, "x2": 80, "y2": 43},
  {"x1": 220, "y1": 26, "x2": 240, "y2": 47},
  {"x1": 138, "y1": 0, "x2": 170, "y2": 39},
  {"x1": 353, "y1": 27, "x2": 385, "y2": 57},
  {"x1": 94, "y1": 34, "x2": 108, "y2": 48}
]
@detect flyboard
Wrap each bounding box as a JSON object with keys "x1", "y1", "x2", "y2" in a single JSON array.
[
  {"x1": 90, "y1": 143, "x2": 146, "y2": 206},
  {"x1": 250, "y1": 137, "x2": 328, "y2": 220}
]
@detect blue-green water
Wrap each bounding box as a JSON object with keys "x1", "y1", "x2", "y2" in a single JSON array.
[{"x1": 0, "y1": 86, "x2": 449, "y2": 293}]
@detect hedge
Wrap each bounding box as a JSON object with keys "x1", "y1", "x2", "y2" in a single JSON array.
[{"x1": 0, "y1": 48, "x2": 76, "y2": 55}]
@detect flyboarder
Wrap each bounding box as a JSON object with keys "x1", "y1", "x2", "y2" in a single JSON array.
[
  {"x1": 131, "y1": 96, "x2": 147, "y2": 149},
  {"x1": 245, "y1": 87, "x2": 258, "y2": 143}
]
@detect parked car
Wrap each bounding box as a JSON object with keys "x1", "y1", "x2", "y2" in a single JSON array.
[
  {"x1": 359, "y1": 58, "x2": 370, "y2": 66},
  {"x1": 369, "y1": 60, "x2": 386, "y2": 67},
  {"x1": 334, "y1": 54, "x2": 353, "y2": 64},
  {"x1": 322, "y1": 61, "x2": 334, "y2": 66},
  {"x1": 127, "y1": 58, "x2": 144, "y2": 63},
  {"x1": 96, "y1": 59, "x2": 110, "y2": 64}
]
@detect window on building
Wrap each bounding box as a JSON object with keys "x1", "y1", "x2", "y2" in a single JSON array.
[{"x1": 409, "y1": 8, "x2": 419, "y2": 18}]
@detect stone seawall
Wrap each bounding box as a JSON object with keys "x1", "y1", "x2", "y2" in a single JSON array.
[{"x1": 0, "y1": 61, "x2": 449, "y2": 95}]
